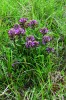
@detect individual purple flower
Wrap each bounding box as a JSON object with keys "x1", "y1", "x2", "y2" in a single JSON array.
[
  {"x1": 28, "y1": 20, "x2": 38, "y2": 28},
  {"x1": 46, "y1": 47, "x2": 54, "y2": 53},
  {"x1": 19, "y1": 18, "x2": 28, "y2": 24},
  {"x1": 26, "y1": 35, "x2": 35, "y2": 42},
  {"x1": 40, "y1": 28, "x2": 48, "y2": 35},
  {"x1": 42, "y1": 36, "x2": 52, "y2": 45}
]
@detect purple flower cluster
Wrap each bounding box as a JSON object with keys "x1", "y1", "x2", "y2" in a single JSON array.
[
  {"x1": 39, "y1": 27, "x2": 54, "y2": 52},
  {"x1": 25, "y1": 35, "x2": 39, "y2": 48},
  {"x1": 8, "y1": 24, "x2": 25, "y2": 37},
  {"x1": 42, "y1": 36, "x2": 52, "y2": 45},
  {"x1": 40, "y1": 28, "x2": 48, "y2": 35},
  {"x1": 8, "y1": 18, "x2": 54, "y2": 53}
]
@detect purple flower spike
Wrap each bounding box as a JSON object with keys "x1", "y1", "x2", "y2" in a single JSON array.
[
  {"x1": 33, "y1": 41, "x2": 39, "y2": 46},
  {"x1": 40, "y1": 28, "x2": 48, "y2": 35},
  {"x1": 13, "y1": 24, "x2": 21, "y2": 29},
  {"x1": 13, "y1": 24, "x2": 25, "y2": 35},
  {"x1": 42, "y1": 36, "x2": 52, "y2": 45},
  {"x1": 19, "y1": 18, "x2": 28, "y2": 24},
  {"x1": 20, "y1": 28, "x2": 25, "y2": 35},
  {"x1": 46, "y1": 47, "x2": 54, "y2": 53},
  {"x1": 26, "y1": 35, "x2": 35, "y2": 42},
  {"x1": 14, "y1": 28, "x2": 25, "y2": 35},
  {"x1": 8, "y1": 25, "x2": 25, "y2": 37},
  {"x1": 8, "y1": 28, "x2": 15, "y2": 37},
  {"x1": 25, "y1": 40, "x2": 34, "y2": 48},
  {"x1": 25, "y1": 35, "x2": 39, "y2": 48},
  {"x1": 28, "y1": 20, "x2": 38, "y2": 28},
  {"x1": 25, "y1": 40, "x2": 39, "y2": 48}
]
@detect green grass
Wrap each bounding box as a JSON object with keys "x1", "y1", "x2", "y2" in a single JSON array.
[{"x1": 0, "y1": 0, "x2": 66, "y2": 100}]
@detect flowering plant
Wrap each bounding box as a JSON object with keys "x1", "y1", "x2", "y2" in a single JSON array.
[{"x1": 8, "y1": 18, "x2": 54, "y2": 68}]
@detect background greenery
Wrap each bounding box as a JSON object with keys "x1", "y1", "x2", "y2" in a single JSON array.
[{"x1": 0, "y1": 0, "x2": 66, "y2": 99}]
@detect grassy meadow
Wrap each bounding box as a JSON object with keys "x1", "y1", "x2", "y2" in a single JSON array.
[{"x1": 0, "y1": 0, "x2": 66, "y2": 100}]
